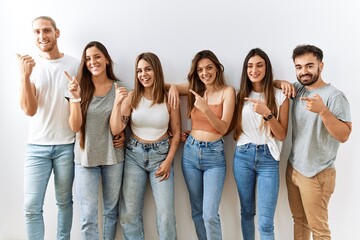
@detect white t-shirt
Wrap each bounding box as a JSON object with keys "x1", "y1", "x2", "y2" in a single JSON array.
[
  {"x1": 236, "y1": 88, "x2": 286, "y2": 160},
  {"x1": 28, "y1": 54, "x2": 79, "y2": 145}
]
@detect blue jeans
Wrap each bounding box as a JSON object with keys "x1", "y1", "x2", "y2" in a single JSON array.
[
  {"x1": 75, "y1": 162, "x2": 124, "y2": 240},
  {"x1": 24, "y1": 143, "x2": 74, "y2": 240},
  {"x1": 181, "y1": 135, "x2": 226, "y2": 240},
  {"x1": 120, "y1": 137, "x2": 176, "y2": 240},
  {"x1": 233, "y1": 143, "x2": 279, "y2": 240}
]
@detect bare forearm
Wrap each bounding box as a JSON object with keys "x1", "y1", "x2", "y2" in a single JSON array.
[
  {"x1": 20, "y1": 77, "x2": 37, "y2": 116},
  {"x1": 110, "y1": 105, "x2": 126, "y2": 135},
  {"x1": 69, "y1": 103, "x2": 82, "y2": 132},
  {"x1": 267, "y1": 120, "x2": 287, "y2": 141},
  {"x1": 166, "y1": 132, "x2": 180, "y2": 161},
  {"x1": 204, "y1": 108, "x2": 229, "y2": 135}
]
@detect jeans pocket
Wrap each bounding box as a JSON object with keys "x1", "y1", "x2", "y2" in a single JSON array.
[
  {"x1": 236, "y1": 143, "x2": 250, "y2": 153},
  {"x1": 155, "y1": 141, "x2": 170, "y2": 155}
]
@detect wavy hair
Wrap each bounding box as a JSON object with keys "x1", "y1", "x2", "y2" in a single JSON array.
[
  {"x1": 233, "y1": 48, "x2": 277, "y2": 141},
  {"x1": 131, "y1": 52, "x2": 166, "y2": 108},
  {"x1": 186, "y1": 50, "x2": 226, "y2": 117},
  {"x1": 78, "y1": 41, "x2": 118, "y2": 148}
]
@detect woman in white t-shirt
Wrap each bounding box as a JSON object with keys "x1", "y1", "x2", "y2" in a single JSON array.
[
  {"x1": 110, "y1": 52, "x2": 181, "y2": 240},
  {"x1": 232, "y1": 48, "x2": 289, "y2": 240}
]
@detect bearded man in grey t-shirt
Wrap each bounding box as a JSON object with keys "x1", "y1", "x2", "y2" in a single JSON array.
[{"x1": 278, "y1": 44, "x2": 352, "y2": 240}]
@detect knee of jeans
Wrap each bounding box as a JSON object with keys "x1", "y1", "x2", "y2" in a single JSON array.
[
  {"x1": 258, "y1": 217, "x2": 274, "y2": 234},
  {"x1": 24, "y1": 198, "x2": 43, "y2": 215},
  {"x1": 203, "y1": 211, "x2": 220, "y2": 225},
  {"x1": 241, "y1": 207, "x2": 256, "y2": 220},
  {"x1": 56, "y1": 192, "x2": 73, "y2": 207}
]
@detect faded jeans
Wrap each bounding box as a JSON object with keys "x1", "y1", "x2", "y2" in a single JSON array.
[
  {"x1": 24, "y1": 143, "x2": 74, "y2": 240},
  {"x1": 120, "y1": 137, "x2": 176, "y2": 240},
  {"x1": 233, "y1": 143, "x2": 279, "y2": 240},
  {"x1": 75, "y1": 162, "x2": 124, "y2": 240},
  {"x1": 181, "y1": 135, "x2": 226, "y2": 240}
]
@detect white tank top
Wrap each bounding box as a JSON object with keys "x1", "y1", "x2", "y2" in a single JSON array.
[{"x1": 131, "y1": 96, "x2": 170, "y2": 141}]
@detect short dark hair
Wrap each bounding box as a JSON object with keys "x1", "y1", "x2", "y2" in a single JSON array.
[{"x1": 292, "y1": 44, "x2": 323, "y2": 62}]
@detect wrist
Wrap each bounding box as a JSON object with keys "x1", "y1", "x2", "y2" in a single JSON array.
[
  {"x1": 263, "y1": 113, "x2": 274, "y2": 121},
  {"x1": 70, "y1": 97, "x2": 81, "y2": 103}
]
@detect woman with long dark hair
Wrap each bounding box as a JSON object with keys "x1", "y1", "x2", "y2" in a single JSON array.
[
  {"x1": 66, "y1": 41, "x2": 124, "y2": 239},
  {"x1": 233, "y1": 48, "x2": 289, "y2": 240}
]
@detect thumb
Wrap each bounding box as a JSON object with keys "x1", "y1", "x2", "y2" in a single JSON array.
[
  {"x1": 16, "y1": 53, "x2": 21, "y2": 59},
  {"x1": 114, "y1": 82, "x2": 118, "y2": 89}
]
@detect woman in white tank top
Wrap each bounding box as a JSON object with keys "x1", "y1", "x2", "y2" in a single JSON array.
[{"x1": 110, "y1": 52, "x2": 181, "y2": 240}]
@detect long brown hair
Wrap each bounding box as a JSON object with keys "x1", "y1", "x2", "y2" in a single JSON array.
[
  {"x1": 131, "y1": 52, "x2": 167, "y2": 108},
  {"x1": 233, "y1": 48, "x2": 278, "y2": 141},
  {"x1": 186, "y1": 50, "x2": 226, "y2": 117},
  {"x1": 78, "y1": 41, "x2": 118, "y2": 148}
]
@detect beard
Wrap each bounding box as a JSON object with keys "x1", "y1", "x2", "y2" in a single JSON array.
[
  {"x1": 36, "y1": 40, "x2": 56, "y2": 53},
  {"x1": 297, "y1": 69, "x2": 320, "y2": 86}
]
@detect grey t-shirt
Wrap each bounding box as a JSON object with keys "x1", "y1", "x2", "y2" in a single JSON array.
[
  {"x1": 289, "y1": 82, "x2": 351, "y2": 177},
  {"x1": 74, "y1": 81, "x2": 124, "y2": 167}
]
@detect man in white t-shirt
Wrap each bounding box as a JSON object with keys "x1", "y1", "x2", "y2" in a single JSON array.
[{"x1": 17, "y1": 16, "x2": 79, "y2": 240}]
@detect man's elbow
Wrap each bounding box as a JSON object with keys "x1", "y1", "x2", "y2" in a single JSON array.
[{"x1": 338, "y1": 134, "x2": 350, "y2": 143}]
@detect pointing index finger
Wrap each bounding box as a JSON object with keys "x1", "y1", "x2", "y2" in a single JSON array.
[{"x1": 189, "y1": 89, "x2": 200, "y2": 98}]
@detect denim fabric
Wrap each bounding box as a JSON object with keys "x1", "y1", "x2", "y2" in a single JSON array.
[
  {"x1": 181, "y1": 134, "x2": 226, "y2": 240},
  {"x1": 120, "y1": 137, "x2": 176, "y2": 240},
  {"x1": 233, "y1": 143, "x2": 279, "y2": 240},
  {"x1": 24, "y1": 144, "x2": 74, "y2": 240},
  {"x1": 75, "y1": 162, "x2": 124, "y2": 240}
]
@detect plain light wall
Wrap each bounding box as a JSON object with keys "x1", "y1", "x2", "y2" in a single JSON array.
[{"x1": 0, "y1": 0, "x2": 359, "y2": 239}]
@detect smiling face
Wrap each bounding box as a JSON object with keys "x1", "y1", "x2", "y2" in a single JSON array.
[
  {"x1": 85, "y1": 46, "x2": 109, "y2": 77},
  {"x1": 294, "y1": 53, "x2": 323, "y2": 86},
  {"x1": 32, "y1": 18, "x2": 59, "y2": 53},
  {"x1": 247, "y1": 55, "x2": 266, "y2": 85},
  {"x1": 196, "y1": 58, "x2": 218, "y2": 86},
  {"x1": 137, "y1": 59, "x2": 155, "y2": 89}
]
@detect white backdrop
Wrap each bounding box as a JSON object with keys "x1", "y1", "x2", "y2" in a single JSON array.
[{"x1": 0, "y1": 0, "x2": 359, "y2": 239}]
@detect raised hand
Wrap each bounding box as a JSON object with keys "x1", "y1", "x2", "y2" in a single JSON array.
[
  {"x1": 168, "y1": 84, "x2": 180, "y2": 109},
  {"x1": 279, "y1": 80, "x2": 296, "y2": 98},
  {"x1": 245, "y1": 97, "x2": 271, "y2": 116},
  {"x1": 16, "y1": 54, "x2": 36, "y2": 78},
  {"x1": 114, "y1": 82, "x2": 128, "y2": 106},
  {"x1": 189, "y1": 89, "x2": 208, "y2": 113},
  {"x1": 300, "y1": 94, "x2": 326, "y2": 114},
  {"x1": 64, "y1": 71, "x2": 81, "y2": 99}
]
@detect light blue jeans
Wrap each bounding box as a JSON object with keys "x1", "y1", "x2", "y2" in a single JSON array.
[
  {"x1": 24, "y1": 143, "x2": 74, "y2": 240},
  {"x1": 120, "y1": 137, "x2": 176, "y2": 240},
  {"x1": 75, "y1": 162, "x2": 124, "y2": 240},
  {"x1": 233, "y1": 143, "x2": 279, "y2": 240},
  {"x1": 181, "y1": 135, "x2": 226, "y2": 240}
]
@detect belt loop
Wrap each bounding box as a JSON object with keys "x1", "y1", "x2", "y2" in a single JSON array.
[
  {"x1": 191, "y1": 137, "x2": 195, "y2": 145},
  {"x1": 205, "y1": 141, "x2": 208, "y2": 148}
]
